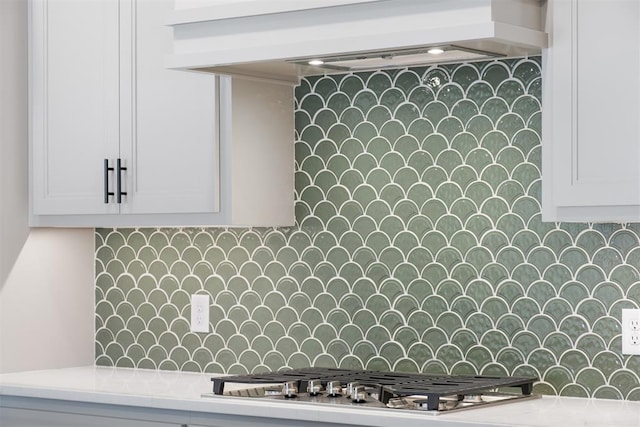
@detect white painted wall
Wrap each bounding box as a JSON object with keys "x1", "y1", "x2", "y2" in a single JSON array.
[
  {"x1": 0, "y1": 0, "x2": 29, "y2": 285},
  {"x1": 0, "y1": 0, "x2": 95, "y2": 373}
]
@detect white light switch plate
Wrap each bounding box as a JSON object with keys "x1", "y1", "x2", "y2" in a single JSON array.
[
  {"x1": 622, "y1": 309, "x2": 640, "y2": 355},
  {"x1": 190, "y1": 294, "x2": 210, "y2": 333}
]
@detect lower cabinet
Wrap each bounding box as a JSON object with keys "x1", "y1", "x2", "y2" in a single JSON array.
[
  {"x1": 0, "y1": 408, "x2": 184, "y2": 427},
  {"x1": 0, "y1": 406, "x2": 341, "y2": 427},
  {"x1": 0, "y1": 398, "x2": 357, "y2": 427}
]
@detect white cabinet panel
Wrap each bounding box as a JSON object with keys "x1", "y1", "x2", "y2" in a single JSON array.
[
  {"x1": 120, "y1": 0, "x2": 218, "y2": 215},
  {"x1": 30, "y1": 0, "x2": 119, "y2": 215},
  {"x1": 575, "y1": 1, "x2": 640, "y2": 197},
  {"x1": 543, "y1": 0, "x2": 640, "y2": 221},
  {"x1": 0, "y1": 407, "x2": 182, "y2": 427}
]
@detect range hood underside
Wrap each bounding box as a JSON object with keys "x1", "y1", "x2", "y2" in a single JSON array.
[
  {"x1": 168, "y1": 0, "x2": 547, "y2": 84},
  {"x1": 192, "y1": 37, "x2": 542, "y2": 83}
]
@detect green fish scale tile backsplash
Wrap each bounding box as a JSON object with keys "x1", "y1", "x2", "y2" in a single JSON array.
[{"x1": 95, "y1": 57, "x2": 640, "y2": 400}]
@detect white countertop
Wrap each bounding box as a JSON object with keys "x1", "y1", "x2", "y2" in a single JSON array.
[{"x1": 1, "y1": 366, "x2": 639, "y2": 427}]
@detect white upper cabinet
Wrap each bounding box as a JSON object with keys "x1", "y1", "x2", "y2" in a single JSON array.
[
  {"x1": 30, "y1": 0, "x2": 293, "y2": 227},
  {"x1": 31, "y1": 0, "x2": 217, "y2": 218},
  {"x1": 119, "y1": 0, "x2": 219, "y2": 215},
  {"x1": 543, "y1": 0, "x2": 640, "y2": 222},
  {"x1": 30, "y1": 0, "x2": 120, "y2": 216}
]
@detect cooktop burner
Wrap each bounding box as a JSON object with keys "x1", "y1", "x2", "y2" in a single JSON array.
[{"x1": 204, "y1": 367, "x2": 538, "y2": 415}]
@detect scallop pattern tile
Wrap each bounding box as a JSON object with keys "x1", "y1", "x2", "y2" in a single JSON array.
[{"x1": 96, "y1": 58, "x2": 640, "y2": 400}]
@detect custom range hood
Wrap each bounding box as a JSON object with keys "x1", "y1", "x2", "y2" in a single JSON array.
[{"x1": 167, "y1": 0, "x2": 547, "y2": 84}]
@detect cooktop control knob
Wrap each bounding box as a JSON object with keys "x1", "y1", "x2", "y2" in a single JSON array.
[
  {"x1": 307, "y1": 379, "x2": 322, "y2": 396},
  {"x1": 351, "y1": 386, "x2": 367, "y2": 403},
  {"x1": 326, "y1": 381, "x2": 342, "y2": 397},
  {"x1": 463, "y1": 394, "x2": 483, "y2": 403},
  {"x1": 346, "y1": 382, "x2": 359, "y2": 398},
  {"x1": 414, "y1": 399, "x2": 430, "y2": 410},
  {"x1": 386, "y1": 397, "x2": 409, "y2": 409},
  {"x1": 282, "y1": 381, "x2": 297, "y2": 398},
  {"x1": 264, "y1": 388, "x2": 282, "y2": 396}
]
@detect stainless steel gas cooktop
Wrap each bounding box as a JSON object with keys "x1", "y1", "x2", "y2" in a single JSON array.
[{"x1": 202, "y1": 367, "x2": 539, "y2": 415}]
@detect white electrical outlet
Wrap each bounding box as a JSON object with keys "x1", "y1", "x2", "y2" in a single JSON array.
[
  {"x1": 622, "y1": 309, "x2": 640, "y2": 355},
  {"x1": 190, "y1": 294, "x2": 210, "y2": 333}
]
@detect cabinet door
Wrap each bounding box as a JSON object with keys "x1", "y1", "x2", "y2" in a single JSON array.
[
  {"x1": 0, "y1": 407, "x2": 183, "y2": 427},
  {"x1": 543, "y1": 0, "x2": 640, "y2": 221},
  {"x1": 31, "y1": 0, "x2": 120, "y2": 215},
  {"x1": 118, "y1": 0, "x2": 219, "y2": 215}
]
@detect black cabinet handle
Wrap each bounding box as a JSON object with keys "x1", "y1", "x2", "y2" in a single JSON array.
[
  {"x1": 104, "y1": 159, "x2": 114, "y2": 203},
  {"x1": 116, "y1": 159, "x2": 127, "y2": 203},
  {"x1": 116, "y1": 158, "x2": 128, "y2": 204}
]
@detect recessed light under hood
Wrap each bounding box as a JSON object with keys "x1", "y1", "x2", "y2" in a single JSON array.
[
  {"x1": 293, "y1": 45, "x2": 502, "y2": 72},
  {"x1": 167, "y1": 0, "x2": 547, "y2": 85}
]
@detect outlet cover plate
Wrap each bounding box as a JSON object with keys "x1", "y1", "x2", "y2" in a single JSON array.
[
  {"x1": 622, "y1": 309, "x2": 640, "y2": 355},
  {"x1": 190, "y1": 294, "x2": 210, "y2": 333}
]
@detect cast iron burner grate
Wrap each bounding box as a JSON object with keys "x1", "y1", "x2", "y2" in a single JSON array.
[{"x1": 210, "y1": 367, "x2": 536, "y2": 411}]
